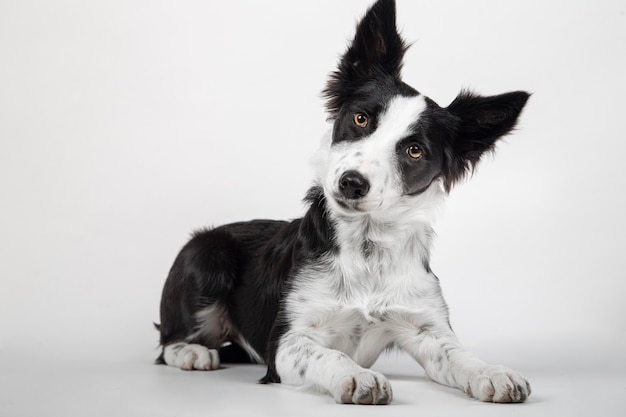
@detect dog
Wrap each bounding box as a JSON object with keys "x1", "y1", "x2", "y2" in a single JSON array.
[{"x1": 155, "y1": 0, "x2": 531, "y2": 405}]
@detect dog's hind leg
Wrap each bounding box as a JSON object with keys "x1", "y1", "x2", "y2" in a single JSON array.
[
  {"x1": 160, "y1": 303, "x2": 234, "y2": 370},
  {"x1": 156, "y1": 229, "x2": 242, "y2": 371}
]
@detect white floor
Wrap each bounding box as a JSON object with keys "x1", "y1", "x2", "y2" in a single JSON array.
[{"x1": 2, "y1": 349, "x2": 624, "y2": 417}]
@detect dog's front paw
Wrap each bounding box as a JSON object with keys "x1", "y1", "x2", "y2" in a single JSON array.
[
  {"x1": 465, "y1": 365, "x2": 530, "y2": 403},
  {"x1": 333, "y1": 370, "x2": 392, "y2": 405}
]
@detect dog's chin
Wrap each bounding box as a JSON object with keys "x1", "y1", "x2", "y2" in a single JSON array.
[{"x1": 330, "y1": 194, "x2": 383, "y2": 217}]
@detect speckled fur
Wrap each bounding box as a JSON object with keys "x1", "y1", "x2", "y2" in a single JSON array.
[{"x1": 155, "y1": 0, "x2": 531, "y2": 405}]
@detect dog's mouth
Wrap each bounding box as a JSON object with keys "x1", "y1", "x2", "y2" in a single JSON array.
[
  {"x1": 334, "y1": 196, "x2": 365, "y2": 213},
  {"x1": 331, "y1": 193, "x2": 383, "y2": 215}
]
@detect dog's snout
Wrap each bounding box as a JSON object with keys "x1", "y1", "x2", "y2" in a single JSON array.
[{"x1": 339, "y1": 170, "x2": 370, "y2": 200}]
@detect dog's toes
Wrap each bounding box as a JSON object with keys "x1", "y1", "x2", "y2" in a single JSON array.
[
  {"x1": 335, "y1": 371, "x2": 392, "y2": 405},
  {"x1": 164, "y1": 343, "x2": 220, "y2": 371},
  {"x1": 465, "y1": 365, "x2": 530, "y2": 403},
  {"x1": 192, "y1": 346, "x2": 220, "y2": 371}
]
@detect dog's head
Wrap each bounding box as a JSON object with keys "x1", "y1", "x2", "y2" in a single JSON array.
[{"x1": 318, "y1": 0, "x2": 529, "y2": 217}]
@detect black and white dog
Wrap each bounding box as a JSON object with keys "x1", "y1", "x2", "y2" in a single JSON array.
[{"x1": 156, "y1": 0, "x2": 531, "y2": 405}]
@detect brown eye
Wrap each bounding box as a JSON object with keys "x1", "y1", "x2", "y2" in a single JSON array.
[
  {"x1": 407, "y1": 145, "x2": 423, "y2": 159},
  {"x1": 353, "y1": 113, "x2": 368, "y2": 128}
]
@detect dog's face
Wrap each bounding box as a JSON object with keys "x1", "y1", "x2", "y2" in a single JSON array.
[
  {"x1": 319, "y1": 0, "x2": 529, "y2": 216},
  {"x1": 323, "y1": 82, "x2": 445, "y2": 215}
]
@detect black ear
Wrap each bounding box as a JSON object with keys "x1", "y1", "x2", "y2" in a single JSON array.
[
  {"x1": 443, "y1": 90, "x2": 530, "y2": 191},
  {"x1": 324, "y1": 0, "x2": 408, "y2": 117}
]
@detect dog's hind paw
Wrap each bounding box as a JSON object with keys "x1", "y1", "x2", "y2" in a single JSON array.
[
  {"x1": 333, "y1": 370, "x2": 393, "y2": 405},
  {"x1": 163, "y1": 343, "x2": 220, "y2": 371},
  {"x1": 465, "y1": 365, "x2": 531, "y2": 403}
]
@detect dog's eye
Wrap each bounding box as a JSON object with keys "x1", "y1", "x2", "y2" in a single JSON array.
[
  {"x1": 353, "y1": 113, "x2": 369, "y2": 128},
  {"x1": 407, "y1": 145, "x2": 423, "y2": 159}
]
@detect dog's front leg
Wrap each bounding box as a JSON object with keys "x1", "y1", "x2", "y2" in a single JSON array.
[
  {"x1": 275, "y1": 332, "x2": 393, "y2": 405},
  {"x1": 397, "y1": 325, "x2": 531, "y2": 403}
]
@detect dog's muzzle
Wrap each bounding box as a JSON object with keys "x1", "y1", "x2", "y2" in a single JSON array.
[{"x1": 338, "y1": 170, "x2": 370, "y2": 200}]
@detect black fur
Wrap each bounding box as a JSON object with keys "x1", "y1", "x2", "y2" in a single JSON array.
[
  {"x1": 155, "y1": 0, "x2": 529, "y2": 386},
  {"x1": 442, "y1": 90, "x2": 530, "y2": 191},
  {"x1": 157, "y1": 186, "x2": 335, "y2": 376},
  {"x1": 324, "y1": 0, "x2": 409, "y2": 118},
  {"x1": 323, "y1": 1, "x2": 529, "y2": 195}
]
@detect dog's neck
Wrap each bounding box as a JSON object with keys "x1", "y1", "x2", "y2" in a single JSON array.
[{"x1": 328, "y1": 181, "x2": 446, "y2": 270}]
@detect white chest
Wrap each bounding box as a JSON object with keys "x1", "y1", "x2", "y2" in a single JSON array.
[{"x1": 285, "y1": 247, "x2": 444, "y2": 366}]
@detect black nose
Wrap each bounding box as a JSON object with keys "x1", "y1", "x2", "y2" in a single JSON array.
[{"x1": 339, "y1": 170, "x2": 370, "y2": 200}]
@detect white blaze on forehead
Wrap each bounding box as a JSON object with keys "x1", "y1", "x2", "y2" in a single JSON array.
[
  {"x1": 332, "y1": 94, "x2": 428, "y2": 163},
  {"x1": 323, "y1": 94, "x2": 428, "y2": 211},
  {"x1": 374, "y1": 94, "x2": 427, "y2": 145},
  {"x1": 328, "y1": 94, "x2": 427, "y2": 173}
]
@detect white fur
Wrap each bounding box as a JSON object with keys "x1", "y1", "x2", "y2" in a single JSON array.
[
  {"x1": 163, "y1": 305, "x2": 264, "y2": 370},
  {"x1": 163, "y1": 343, "x2": 220, "y2": 371},
  {"x1": 322, "y1": 95, "x2": 428, "y2": 215},
  {"x1": 275, "y1": 93, "x2": 531, "y2": 404}
]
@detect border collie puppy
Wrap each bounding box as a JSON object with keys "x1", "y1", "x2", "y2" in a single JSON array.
[{"x1": 156, "y1": 0, "x2": 531, "y2": 405}]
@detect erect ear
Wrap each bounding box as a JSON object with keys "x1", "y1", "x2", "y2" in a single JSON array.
[
  {"x1": 443, "y1": 90, "x2": 530, "y2": 191},
  {"x1": 323, "y1": 0, "x2": 408, "y2": 117}
]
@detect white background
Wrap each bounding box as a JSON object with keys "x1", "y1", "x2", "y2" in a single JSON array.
[{"x1": 1, "y1": 0, "x2": 625, "y2": 416}]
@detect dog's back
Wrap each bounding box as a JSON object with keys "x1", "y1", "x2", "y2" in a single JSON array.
[{"x1": 156, "y1": 188, "x2": 331, "y2": 370}]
